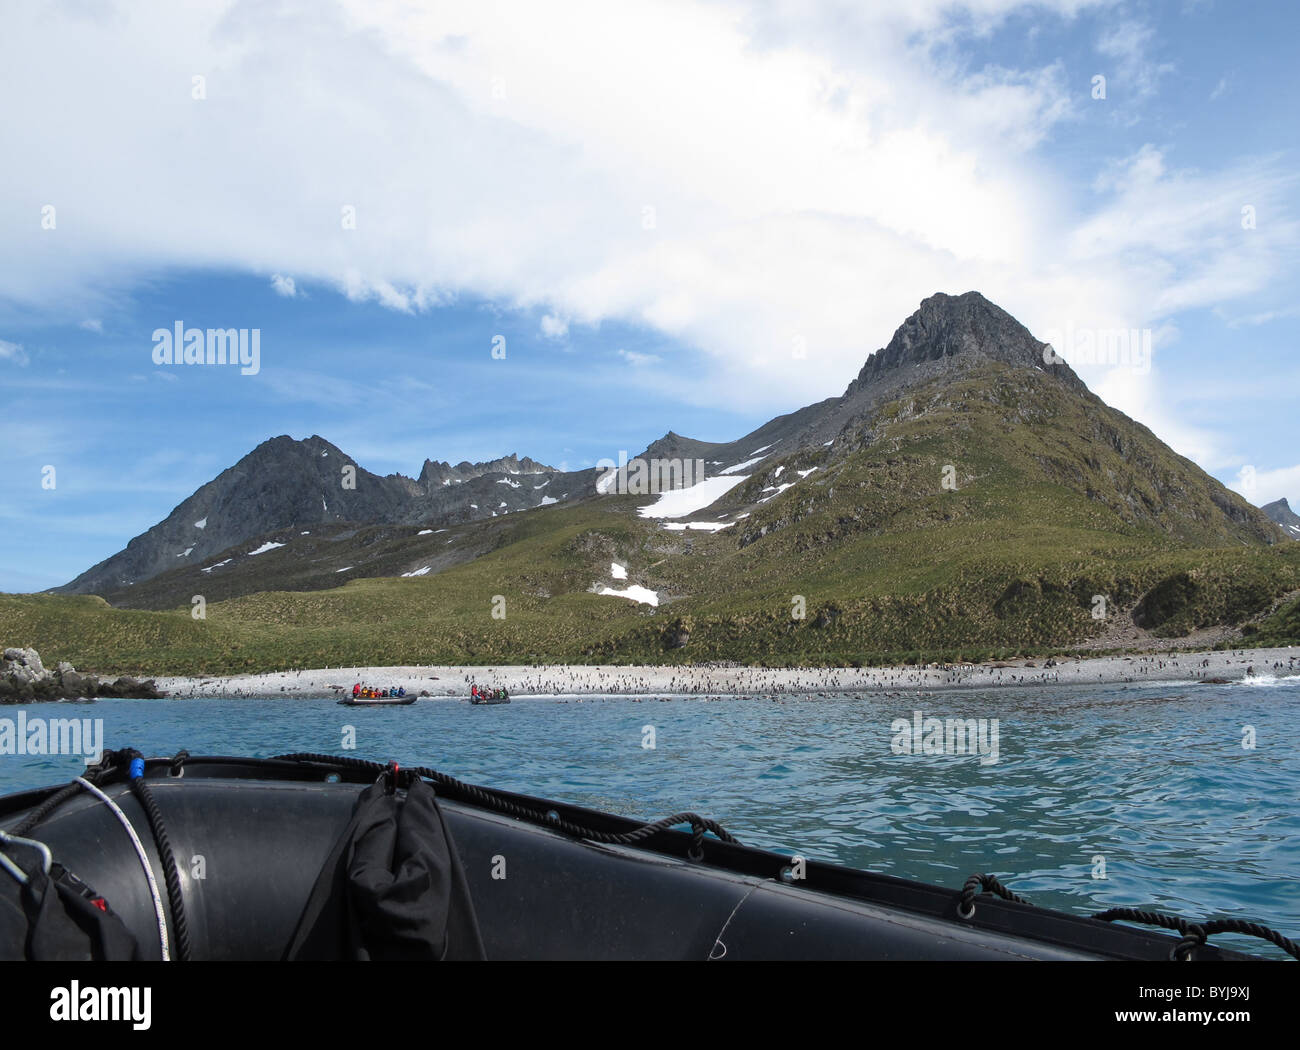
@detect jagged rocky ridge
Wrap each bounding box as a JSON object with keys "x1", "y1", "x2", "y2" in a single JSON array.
[{"x1": 56, "y1": 439, "x2": 598, "y2": 595}]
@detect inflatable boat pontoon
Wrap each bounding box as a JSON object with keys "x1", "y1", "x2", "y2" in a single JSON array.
[{"x1": 1, "y1": 750, "x2": 1294, "y2": 962}]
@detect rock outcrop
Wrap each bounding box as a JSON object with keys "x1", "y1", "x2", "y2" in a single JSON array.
[
  {"x1": 843, "y1": 290, "x2": 1087, "y2": 396},
  {"x1": 0, "y1": 646, "x2": 164, "y2": 702}
]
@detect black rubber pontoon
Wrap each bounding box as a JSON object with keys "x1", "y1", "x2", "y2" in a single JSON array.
[{"x1": 0, "y1": 752, "x2": 1291, "y2": 961}]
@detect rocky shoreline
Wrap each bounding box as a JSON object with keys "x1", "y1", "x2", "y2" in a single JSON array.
[{"x1": 0, "y1": 647, "x2": 165, "y2": 703}]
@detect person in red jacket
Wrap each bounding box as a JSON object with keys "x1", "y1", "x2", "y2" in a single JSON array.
[{"x1": 353, "y1": 683, "x2": 361, "y2": 698}]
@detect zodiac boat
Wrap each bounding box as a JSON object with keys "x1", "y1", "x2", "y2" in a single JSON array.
[{"x1": 337, "y1": 694, "x2": 417, "y2": 706}]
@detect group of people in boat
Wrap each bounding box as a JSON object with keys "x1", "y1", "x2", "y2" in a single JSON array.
[
  {"x1": 352, "y1": 684, "x2": 407, "y2": 699},
  {"x1": 470, "y1": 685, "x2": 508, "y2": 701}
]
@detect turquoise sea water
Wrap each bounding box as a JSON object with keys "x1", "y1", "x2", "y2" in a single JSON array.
[{"x1": 3, "y1": 677, "x2": 1298, "y2": 957}]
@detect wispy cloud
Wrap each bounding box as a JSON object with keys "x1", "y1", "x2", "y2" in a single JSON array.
[
  {"x1": 617, "y1": 348, "x2": 662, "y2": 367},
  {"x1": 1097, "y1": 18, "x2": 1175, "y2": 101},
  {"x1": 0, "y1": 339, "x2": 28, "y2": 365}
]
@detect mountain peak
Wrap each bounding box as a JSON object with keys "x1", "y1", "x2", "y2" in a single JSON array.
[
  {"x1": 248, "y1": 434, "x2": 344, "y2": 460},
  {"x1": 844, "y1": 291, "x2": 1084, "y2": 397},
  {"x1": 1263, "y1": 497, "x2": 1300, "y2": 540}
]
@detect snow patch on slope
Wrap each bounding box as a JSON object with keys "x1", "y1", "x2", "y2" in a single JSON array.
[
  {"x1": 248, "y1": 541, "x2": 285, "y2": 556},
  {"x1": 638, "y1": 474, "x2": 747, "y2": 518},
  {"x1": 598, "y1": 584, "x2": 658, "y2": 607},
  {"x1": 719, "y1": 456, "x2": 766, "y2": 475}
]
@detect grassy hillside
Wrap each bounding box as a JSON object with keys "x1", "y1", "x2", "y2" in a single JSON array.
[{"x1": 3, "y1": 533, "x2": 1296, "y2": 676}]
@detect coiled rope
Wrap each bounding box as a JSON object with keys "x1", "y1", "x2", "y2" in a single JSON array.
[
  {"x1": 958, "y1": 871, "x2": 1299, "y2": 960},
  {"x1": 956, "y1": 872, "x2": 1030, "y2": 918}
]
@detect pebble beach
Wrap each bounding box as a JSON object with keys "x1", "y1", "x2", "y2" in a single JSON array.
[{"x1": 152, "y1": 646, "x2": 1300, "y2": 699}]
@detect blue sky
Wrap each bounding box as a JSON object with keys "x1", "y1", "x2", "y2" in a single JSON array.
[{"x1": 1, "y1": 0, "x2": 1297, "y2": 591}]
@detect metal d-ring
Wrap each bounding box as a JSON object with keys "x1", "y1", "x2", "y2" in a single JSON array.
[{"x1": 0, "y1": 828, "x2": 53, "y2": 879}]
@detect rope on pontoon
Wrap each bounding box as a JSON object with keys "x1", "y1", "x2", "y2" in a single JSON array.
[
  {"x1": 1091, "y1": 908, "x2": 1300, "y2": 961},
  {"x1": 957, "y1": 871, "x2": 1299, "y2": 960},
  {"x1": 10, "y1": 781, "x2": 83, "y2": 838},
  {"x1": 123, "y1": 757, "x2": 193, "y2": 961},
  {"x1": 271, "y1": 751, "x2": 740, "y2": 857}
]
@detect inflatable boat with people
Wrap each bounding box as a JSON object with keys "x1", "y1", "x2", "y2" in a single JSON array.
[
  {"x1": 338, "y1": 694, "x2": 417, "y2": 706},
  {"x1": 1, "y1": 749, "x2": 1295, "y2": 961},
  {"x1": 340, "y1": 684, "x2": 416, "y2": 705}
]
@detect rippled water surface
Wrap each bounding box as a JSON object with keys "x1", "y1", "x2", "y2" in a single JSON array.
[{"x1": 3, "y1": 677, "x2": 1298, "y2": 956}]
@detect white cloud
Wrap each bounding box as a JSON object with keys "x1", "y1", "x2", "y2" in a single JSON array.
[
  {"x1": 1214, "y1": 305, "x2": 1300, "y2": 329},
  {"x1": 79, "y1": 318, "x2": 103, "y2": 333},
  {"x1": 1066, "y1": 144, "x2": 1298, "y2": 315},
  {"x1": 1228, "y1": 464, "x2": 1300, "y2": 510},
  {"x1": 270, "y1": 273, "x2": 298, "y2": 297},
  {"x1": 0, "y1": 0, "x2": 1291, "y2": 462},
  {"x1": 0, "y1": 340, "x2": 28, "y2": 365},
  {"x1": 539, "y1": 313, "x2": 568, "y2": 338},
  {"x1": 617, "y1": 349, "x2": 662, "y2": 367}
]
